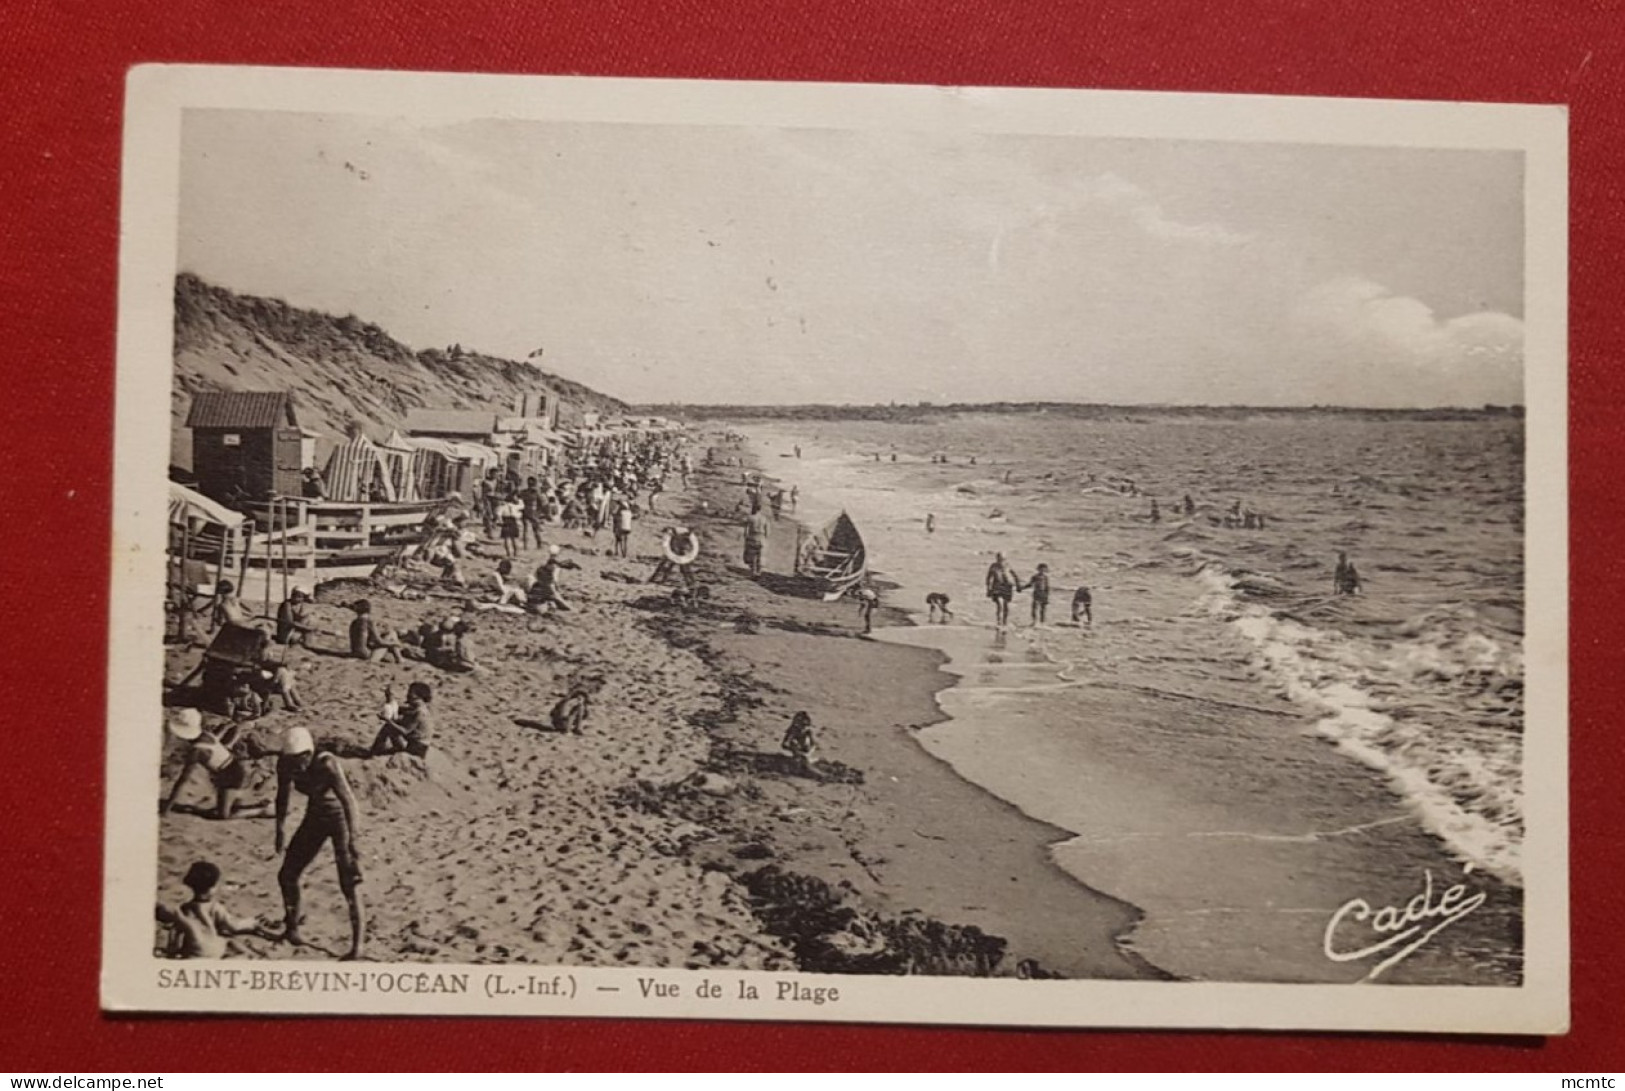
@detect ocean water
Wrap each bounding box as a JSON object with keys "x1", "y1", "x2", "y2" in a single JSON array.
[{"x1": 734, "y1": 412, "x2": 1525, "y2": 985}]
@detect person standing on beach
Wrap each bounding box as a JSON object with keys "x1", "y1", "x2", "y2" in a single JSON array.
[
  {"x1": 789, "y1": 485, "x2": 798, "y2": 512},
  {"x1": 612, "y1": 496, "x2": 634, "y2": 558},
  {"x1": 477, "y1": 471, "x2": 499, "y2": 537},
  {"x1": 855, "y1": 585, "x2": 879, "y2": 634},
  {"x1": 985, "y1": 553, "x2": 1019, "y2": 628},
  {"x1": 653, "y1": 526, "x2": 700, "y2": 587},
  {"x1": 274, "y1": 727, "x2": 365, "y2": 961},
  {"x1": 519, "y1": 477, "x2": 545, "y2": 550},
  {"x1": 1022, "y1": 563, "x2": 1052, "y2": 626},
  {"x1": 743, "y1": 503, "x2": 772, "y2": 577},
  {"x1": 497, "y1": 495, "x2": 522, "y2": 559}
]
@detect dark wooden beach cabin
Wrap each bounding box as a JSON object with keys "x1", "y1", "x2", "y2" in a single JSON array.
[{"x1": 186, "y1": 391, "x2": 304, "y2": 505}]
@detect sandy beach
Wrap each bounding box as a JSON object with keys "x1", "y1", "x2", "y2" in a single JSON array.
[{"x1": 156, "y1": 449, "x2": 1153, "y2": 979}]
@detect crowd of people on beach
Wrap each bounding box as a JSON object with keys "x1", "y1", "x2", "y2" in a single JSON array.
[
  {"x1": 159, "y1": 428, "x2": 702, "y2": 962},
  {"x1": 160, "y1": 423, "x2": 1372, "y2": 963}
]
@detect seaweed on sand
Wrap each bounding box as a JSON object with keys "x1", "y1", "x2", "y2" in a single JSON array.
[{"x1": 739, "y1": 866, "x2": 1020, "y2": 978}]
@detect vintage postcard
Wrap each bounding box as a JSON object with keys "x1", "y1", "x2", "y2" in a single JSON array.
[{"x1": 105, "y1": 66, "x2": 1568, "y2": 1032}]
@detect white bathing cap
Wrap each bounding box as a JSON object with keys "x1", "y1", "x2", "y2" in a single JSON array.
[
  {"x1": 281, "y1": 726, "x2": 315, "y2": 755},
  {"x1": 165, "y1": 707, "x2": 203, "y2": 741}
]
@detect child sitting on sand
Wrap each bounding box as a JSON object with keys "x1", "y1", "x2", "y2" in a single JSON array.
[
  {"x1": 438, "y1": 619, "x2": 480, "y2": 674},
  {"x1": 349, "y1": 600, "x2": 403, "y2": 664},
  {"x1": 371, "y1": 680, "x2": 435, "y2": 758},
  {"x1": 490, "y1": 559, "x2": 529, "y2": 607},
  {"x1": 250, "y1": 658, "x2": 304, "y2": 713},
  {"x1": 156, "y1": 860, "x2": 271, "y2": 958},
  {"x1": 226, "y1": 677, "x2": 264, "y2": 723},
  {"x1": 550, "y1": 678, "x2": 601, "y2": 734},
  {"x1": 781, "y1": 711, "x2": 818, "y2": 776}
]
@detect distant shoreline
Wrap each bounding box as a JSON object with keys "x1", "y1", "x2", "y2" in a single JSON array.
[{"x1": 633, "y1": 402, "x2": 1524, "y2": 423}]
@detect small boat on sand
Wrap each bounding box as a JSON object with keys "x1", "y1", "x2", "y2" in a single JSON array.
[{"x1": 798, "y1": 511, "x2": 867, "y2": 601}]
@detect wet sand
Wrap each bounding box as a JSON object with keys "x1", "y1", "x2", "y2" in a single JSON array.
[{"x1": 155, "y1": 454, "x2": 1151, "y2": 979}]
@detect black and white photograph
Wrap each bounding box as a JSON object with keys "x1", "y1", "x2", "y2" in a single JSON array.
[{"x1": 104, "y1": 67, "x2": 1568, "y2": 1032}]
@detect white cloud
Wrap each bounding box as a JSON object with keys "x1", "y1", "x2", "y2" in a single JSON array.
[
  {"x1": 1293, "y1": 278, "x2": 1523, "y2": 404},
  {"x1": 1078, "y1": 172, "x2": 1252, "y2": 246}
]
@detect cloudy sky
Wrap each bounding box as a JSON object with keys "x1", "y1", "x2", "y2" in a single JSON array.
[{"x1": 177, "y1": 110, "x2": 1524, "y2": 407}]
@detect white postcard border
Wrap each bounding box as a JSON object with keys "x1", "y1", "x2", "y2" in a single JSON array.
[{"x1": 104, "y1": 64, "x2": 1569, "y2": 1034}]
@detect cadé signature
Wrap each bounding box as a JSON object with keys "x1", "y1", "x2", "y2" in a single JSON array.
[{"x1": 1322, "y1": 866, "x2": 1486, "y2": 982}]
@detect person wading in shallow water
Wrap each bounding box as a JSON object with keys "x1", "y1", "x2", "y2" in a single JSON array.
[
  {"x1": 985, "y1": 552, "x2": 1019, "y2": 628},
  {"x1": 1334, "y1": 551, "x2": 1363, "y2": 596},
  {"x1": 1071, "y1": 585, "x2": 1093, "y2": 625},
  {"x1": 275, "y1": 727, "x2": 365, "y2": 961},
  {"x1": 1022, "y1": 562, "x2": 1052, "y2": 626}
]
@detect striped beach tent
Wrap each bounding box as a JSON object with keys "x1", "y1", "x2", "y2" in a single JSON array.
[{"x1": 323, "y1": 435, "x2": 399, "y2": 502}]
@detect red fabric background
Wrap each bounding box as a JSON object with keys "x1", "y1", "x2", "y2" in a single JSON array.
[{"x1": 0, "y1": 0, "x2": 1618, "y2": 1072}]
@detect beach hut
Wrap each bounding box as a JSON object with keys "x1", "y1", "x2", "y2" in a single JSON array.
[{"x1": 186, "y1": 391, "x2": 304, "y2": 505}]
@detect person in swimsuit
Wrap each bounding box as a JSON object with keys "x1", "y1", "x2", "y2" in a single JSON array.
[
  {"x1": 926, "y1": 592, "x2": 953, "y2": 623},
  {"x1": 985, "y1": 553, "x2": 1019, "y2": 628},
  {"x1": 161, "y1": 708, "x2": 250, "y2": 820},
  {"x1": 743, "y1": 505, "x2": 772, "y2": 577},
  {"x1": 527, "y1": 546, "x2": 577, "y2": 613},
  {"x1": 1334, "y1": 551, "x2": 1363, "y2": 595},
  {"x1": 497, "y1": 497, "x2": 522, "y2": 559},
  {"x1": 1022, "y1": 562, "x2": 1052, "y2": 625},
  {"x1": 781, "y1": 711, "x2": 818, "y2": 776},
  {"x1": 156, "y1": 860, "x2": 270, "y2": 958},
  {"x1": 1071, "y1": 585, "x2": 1093, "y2": 625},
  {"x1": 855, "y1": 585, "x2": 879, "y2": 634},
  {"x1": 274, "y1": 588, "x2": 316, "y2": 647},
  {"x1": 550, "y1": 678, "x2": 600, "y2": 734},
  {"x1": 371, "y1": 681, "x2": 436, "y2": 756},
  {"x1": 275, "y1": 727, "x2": 365, "y2": 961}
]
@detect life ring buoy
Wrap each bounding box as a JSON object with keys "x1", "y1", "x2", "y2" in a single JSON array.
[{"x1": 663, "y1": 529, "x2": 700, "y2": 565}]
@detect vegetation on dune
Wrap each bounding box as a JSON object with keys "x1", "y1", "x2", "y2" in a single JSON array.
[{"x1": 171, "y1": 273, "x2": 627, "y2": 460}]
